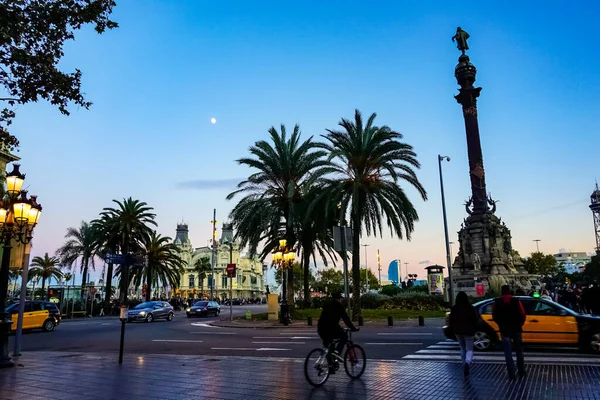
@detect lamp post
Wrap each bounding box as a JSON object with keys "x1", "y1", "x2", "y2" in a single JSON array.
[
  {"x1": 0, "y1": 164, "x2": 41, "y2": 368},
  {"x1": 272, "y1": 239, "x2": 295, "y2": 325},
  {"x1": 438, "y1": 154, "x2": 454, "y2": 306}
]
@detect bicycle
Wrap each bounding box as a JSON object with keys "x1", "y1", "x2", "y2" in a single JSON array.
[{"x1": 304, "y1": 328, "x2": 367, "y2": 387}]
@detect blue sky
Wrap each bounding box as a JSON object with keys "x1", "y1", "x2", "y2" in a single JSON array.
[{"x1": 10, "y1": 1, "x2": 600, "y2": 283}]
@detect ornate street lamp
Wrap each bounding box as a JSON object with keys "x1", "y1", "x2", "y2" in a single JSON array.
[
  {"x1": 272, "y1": 239, "x2": 295, "y2": 325},
  {"x1": 0, "y1": 164, "x2": 42, "y2": 368}
]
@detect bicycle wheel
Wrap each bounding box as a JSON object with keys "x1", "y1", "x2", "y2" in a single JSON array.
[
  {"x1": 304, "y1": 348, "x2": 330, "y2": 387},
  {"x1": 344, "y1": 344, "x2": 366, "y2": 379}
]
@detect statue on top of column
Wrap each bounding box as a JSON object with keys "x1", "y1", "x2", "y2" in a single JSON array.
[{"x1": 452, "y1": 27, "x2": 470, "y2": 55}]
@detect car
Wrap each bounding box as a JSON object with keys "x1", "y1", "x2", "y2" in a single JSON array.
[
  {"x1": 443, "y1": 296, "x2": 600, "y2": 354},
  {"x1": 5, "y1": 300, "x2": 61, "y2": 332},
  {"x1": 127, "y1": 301, "x2": 174, "y2": 323},
  {"x1": 186, "y1": 301, "x2": 220, "y2": 318}
]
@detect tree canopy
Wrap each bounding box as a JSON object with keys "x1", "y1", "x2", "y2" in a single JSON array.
[{"x1": 0, "y1": 0, "x2": 118, "y2": 150}]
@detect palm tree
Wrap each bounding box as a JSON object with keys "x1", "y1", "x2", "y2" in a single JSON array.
[
  {"x1": 192, "y1": 256, "x2": 212, "y2": 294},
  {"x1": 321, "y1": 109, "x2": 427, "y2": 318},
  {"x1": 99, "y1": 198, "x2": 156, "y2": 299},
  {"x1": 29, "y1": 253, "x2": 63, "y2": 298},
  {"x1": 56, "y1": 221, "x2": 99, "y2": 293},
  {"x1": 63, "y1": 272, "x2": 73, "y2": 285},
  {"x1": 132, "y1": 231, "x2": 184, "y2": 302},
  {"x1": 91, "y1": 211, "x2": 122, "y2": 309},
  {"x1": 227, "y1": 124, "x2": 330, "y2": 306}
]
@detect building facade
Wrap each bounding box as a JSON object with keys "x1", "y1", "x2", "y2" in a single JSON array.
[
  {"x1": 553, "y1": 251, "x2": 591, "y2": 275},
  {"x1": 173, "y1": 223, "x2": 266, "y2": 300}
]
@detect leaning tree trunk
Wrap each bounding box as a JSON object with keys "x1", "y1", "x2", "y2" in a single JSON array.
[
  {"x1": 351, "y1": 204, "x2": 362, "y2": 321},
  {"x1": 303, "y1": 244, "x2": 311, "y2": 308},
  {"x1": 81, "y1": 261, "x2": 88, "y2": 300},
  {"x1": 104, "y1": 262, "x2": 114, "y2": 314}
]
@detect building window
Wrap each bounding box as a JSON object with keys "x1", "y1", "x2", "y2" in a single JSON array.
[
  {"x1": 189, "y1": 275, "x2": 195, "y2": 288},
  {"x1": 222, "y1": 275, "x2": 228, "y2": 288}
]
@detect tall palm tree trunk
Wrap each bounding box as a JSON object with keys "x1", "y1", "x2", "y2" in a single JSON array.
[
  {"x1": 104, "y1": 262, "x2": 114, "y2": 314},
  {"x1": 351, "y1": 206, "x2": 361, "y2": 321},
  {"x1": 41, "y1": 277, "x2": 47, "y2": 300},
  {"x1": 145, "y1": 270, "x2": 152, "y2": 302},
  {"x1": 302, "y1": 244, "x2": 311, "y2": 307}
]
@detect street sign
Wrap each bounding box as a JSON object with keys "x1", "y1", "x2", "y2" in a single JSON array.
[
  {"x1": 105, "y1": 253, "x2": 126, "y2": 264},
  {"x1": 226, "y1": 263, "x2": 236, "y2": 278},
  {"x1": 333, "y1": 226, "x2": 353, "y2": 252}
]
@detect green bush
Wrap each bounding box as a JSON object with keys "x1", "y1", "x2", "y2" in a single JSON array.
[
  {"x1": 381, "y1": 292, "x2": 445, "y2": 311},
  {"x1": 360, "y1": 293, "x2": 390, "y2": 309},
  {"x1": 381, "y1": 285, "x2": 400, "y2": 296}
]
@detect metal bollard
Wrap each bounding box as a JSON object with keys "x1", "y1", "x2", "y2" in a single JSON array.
[
  {"x1": 418, "y1": 315, "x2": 424, "y2": 326},
  {"x1": 307, "y1": 316, "x2": 313, "y2": 326},
  {"x1": 358, "y1": 316, "x2": 364, "y2": 326},
  {"x1": 388, "y1": 316, "x2": 393, "y2": 326}
]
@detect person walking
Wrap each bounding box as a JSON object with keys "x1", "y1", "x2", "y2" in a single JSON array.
[
  {"x1": 449, "y1": 291, "x2": 479, "y2": 377},
  {"x1": 540, "y1": 289, "x2": 553, "y2": 302},
  {"x1": 492, "y1": 285, "x2": 526, "y2": 379}
]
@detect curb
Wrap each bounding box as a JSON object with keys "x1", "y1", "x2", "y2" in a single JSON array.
[{"x1": 208, "y1": 317, "x2": 446, "y2": 329}]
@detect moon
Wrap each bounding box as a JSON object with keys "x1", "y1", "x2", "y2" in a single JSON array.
[{"x1": 210, "y1": 117, "x2": 216, "y2": 124}]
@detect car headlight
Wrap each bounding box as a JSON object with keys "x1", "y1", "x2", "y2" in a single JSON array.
[
  {"x1": 186, "y1": 308, "x2": 191, "y2": 312},
  {"x1": 139, "y1": 311, "x2": 146, "y2": 316}
]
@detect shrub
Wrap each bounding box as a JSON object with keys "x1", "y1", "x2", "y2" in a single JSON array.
[
  {"x1": 380, "y1": 293, "x2": 446, "y2": 311},
  {"x1": 360, "y1": 293, "x2": 390, "y2": 309},
  {"x1": 381, "y1": 285, "x2": 401, "y2": 296}
]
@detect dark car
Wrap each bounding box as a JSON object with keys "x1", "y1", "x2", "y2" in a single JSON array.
[
  {"x1": 443, "y1": 296, "x2": 600, "y2": 354},
  {"x1": 127, "y1": 301, "x2": 174, "y2": 323},
  {"x1": 5, "y1": 300, "x2": 61, "y2": 332},
  {"x1": 186, "y1": 301, "x2": 220, "y2": 318}
]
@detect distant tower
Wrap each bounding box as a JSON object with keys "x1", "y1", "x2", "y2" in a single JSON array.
[
  {"x1": 174, "y1": 222, "x2": 189, "y2": 244},
  {"x1": 590, "y1": 183, "x2": 600, "y2": 252},
  {"x1": 221, "y1": 222, "x2": 234, "y2": 244}
]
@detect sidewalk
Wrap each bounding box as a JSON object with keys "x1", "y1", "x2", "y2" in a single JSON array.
[
  {"x1": 209, "y1": 317, "x2": 446, "y2": 329},
  {"x1": 2, "y1": 351, "x2": 598, "y2": 399}
]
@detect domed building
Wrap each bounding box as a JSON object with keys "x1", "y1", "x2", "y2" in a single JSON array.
[{"x1": 173, "y1": 222, "x2": 267, "y2": 301}]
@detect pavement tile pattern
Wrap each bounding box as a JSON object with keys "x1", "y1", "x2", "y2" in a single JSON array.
[{"x1": 1, "y1": 352, "x2": 599, "y2": 400}]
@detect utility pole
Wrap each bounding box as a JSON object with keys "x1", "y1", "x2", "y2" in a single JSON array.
[
  {"x1": 362, "y1": 244, "x2": 370, "y2": 293},
  {"x1": 210, "y1": 209, "x2": 217, "y2": 300}
]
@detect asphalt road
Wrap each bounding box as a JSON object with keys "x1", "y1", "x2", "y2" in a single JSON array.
[
  {"x1": 8, "y1": 305, "x2": 599, "y2": 367},
  {"x1": 8, "y1": 304, "x2": 446, "y2": 360}
]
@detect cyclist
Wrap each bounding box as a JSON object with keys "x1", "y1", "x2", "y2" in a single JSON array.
[{"x1": 317, "y1": 292, "x2": 358, "y2": 372}]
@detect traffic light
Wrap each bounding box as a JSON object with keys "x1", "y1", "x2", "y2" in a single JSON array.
[{"x1": 48, "y1": 289, "x2": 54, "y2": 296}]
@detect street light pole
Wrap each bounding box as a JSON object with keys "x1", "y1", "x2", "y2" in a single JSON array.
[
  {"x1": 362, "y1": 244, "x2": 369, "y2": 293},
  {"x1": 533, "y1": 239, "x2": 541, "y2": 253},
  {"x1": 0, "y1": 165, "x2": 41, "y2": 368},
  {"x1": 229, "y1": 241, "x2": 233, "y2": 322},
  {"x1": 438, "y1": 154, "x2": 454, "y2": 306},
  {"x1": 210, "y1": 209, "x2": 217, "y2": 300}
]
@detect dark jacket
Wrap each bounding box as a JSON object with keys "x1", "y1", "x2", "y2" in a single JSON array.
[
  {"x1": 317, "y1": 299, "x2": 355, "y2": 333},
  {"x1": 492, "y1": 295, "x2": 526, "y2": 335},
  {"x1": 449, "y1": 303, "x2": 479, "y2": 336}
]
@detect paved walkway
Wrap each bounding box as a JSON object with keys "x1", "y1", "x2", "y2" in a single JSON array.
[{"x1": 1, "y1": 351, "x2": 599, "y2": 399}]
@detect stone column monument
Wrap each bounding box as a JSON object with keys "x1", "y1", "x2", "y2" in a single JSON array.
[{"x1": 450, "y1": 27, "x2": 538, "y2": 294}]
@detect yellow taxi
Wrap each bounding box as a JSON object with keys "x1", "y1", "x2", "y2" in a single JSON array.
[
  {"x1": 5, "y1": 300, "x2": 62, "y2": 332},
  {"x1": 444, "y1": 296, "x2": 600, "y2": 354}
]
